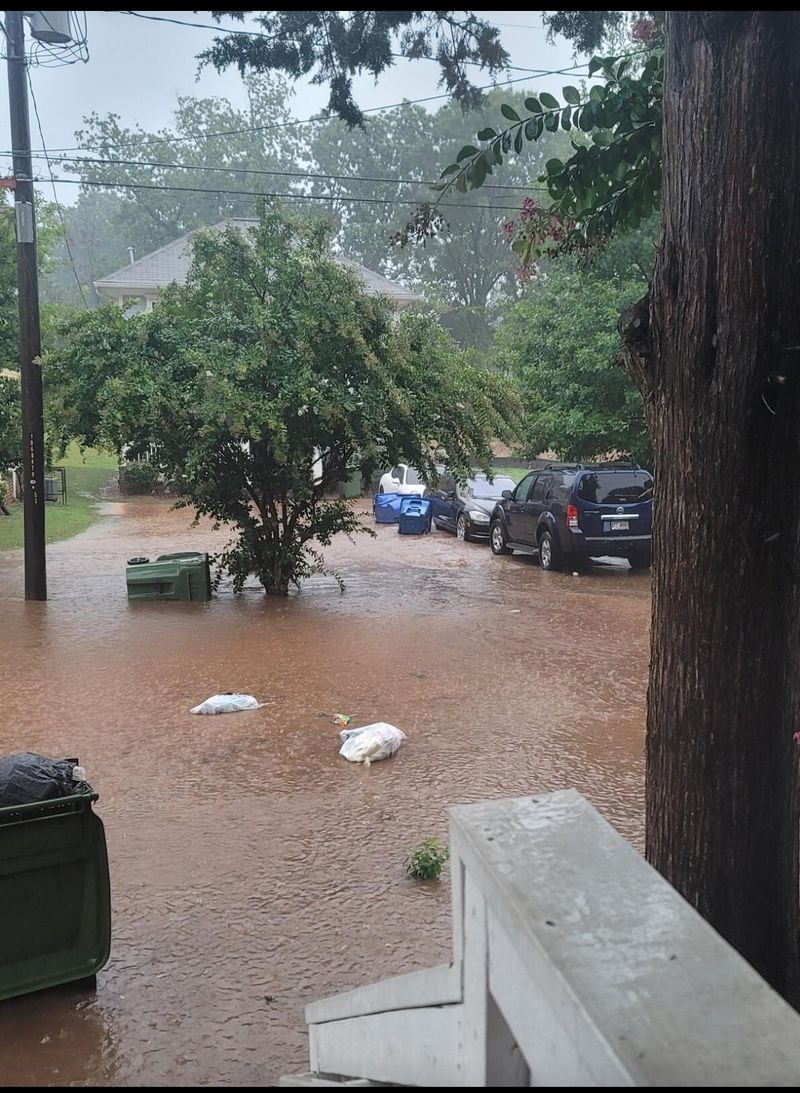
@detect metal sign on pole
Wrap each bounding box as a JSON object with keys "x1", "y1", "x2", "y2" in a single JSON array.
[{"x1": 4, "y1": 10, "x2": 46, "y2": 600}]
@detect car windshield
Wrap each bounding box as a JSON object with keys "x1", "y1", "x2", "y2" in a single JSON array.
[
  {"x1": 467, "y1": 476, "x2": 516, "y2": 499},
  {"x1": 577, "y1": 471, "x2": 653, "y2": 505}
]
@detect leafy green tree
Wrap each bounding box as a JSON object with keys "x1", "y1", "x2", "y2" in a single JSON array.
[
  {"x1": 61, "y1": 76, "x2": 303, "y2": 261},
  {"x1": 2, "y1": 198, "x2": 61, "y2": 471},
  {"x1": 0, "y1": 204, "x2": 18, "y2": 370},
  {"x1": 44, "y1": 190, "x2": 133, "y2": 307},
  {"x1": 46, "y1": 210, "x2": 519, "y2": 594},
  {"x1": 310, "y1": 91, "x2": 571, "y2": 352},
  {"x1": 495, "y1": 266, "x2": 649, "y2": 464},
  {"x1": 0, "y1": 377, "x2": 20, "y2": 473}
]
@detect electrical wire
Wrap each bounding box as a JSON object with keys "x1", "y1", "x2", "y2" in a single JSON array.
[
  {"x1": 6, "y1": 151, "x2": 545, "y2": 194},
  {"x1": 27, "y1": 10, "x2": 89, "y2": 68},
  {"x1": 26, "y1": 68, "x2": 88, "y2": 305},
  {"x1": 104, "y1": 10, "x2": 315, "y2": 42},
  {"x1": 32, "y1": 174, "x2": 534, "y2": 213}
]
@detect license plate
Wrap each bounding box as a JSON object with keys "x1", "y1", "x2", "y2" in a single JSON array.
[{"x1": 609, "y1": 520, "x2": 629, "y2": 531}]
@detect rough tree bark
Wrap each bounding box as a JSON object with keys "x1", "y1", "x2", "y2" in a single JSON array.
[{"x1": 622, "y1": 10, "x2": 800, "y2": 1000}]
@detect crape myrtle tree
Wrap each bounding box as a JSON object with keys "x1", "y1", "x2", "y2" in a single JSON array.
[
  {"x1": 202, "y1": 10, "x2": 800, "y2": 999},
  {"x1": 45, "y1": 210, "x2": 520, "y2": 595}
]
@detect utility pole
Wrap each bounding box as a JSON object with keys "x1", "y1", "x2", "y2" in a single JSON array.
[{"x1": 5, "y1": 9, "x2": 46, "y2": 599}]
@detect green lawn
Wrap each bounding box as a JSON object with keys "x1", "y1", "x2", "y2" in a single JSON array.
[
  {"x1": 500, "y1": 466, "x2": 530, "y2": 483},
  {"x1": 0, "y1": 446, "x2": 118, "y2": 552}
]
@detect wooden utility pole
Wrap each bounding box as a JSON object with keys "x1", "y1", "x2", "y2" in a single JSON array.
[{"x1": 5, "y1": 9, "x2": 46, "y2": 599}]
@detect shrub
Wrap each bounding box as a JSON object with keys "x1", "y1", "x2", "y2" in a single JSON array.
[
  {"x1": 405, "y1": 837, "x2": 450, "y2": 880},
  {"x1": 119, "y1": 461, "x2": 162, "y2": 495}
]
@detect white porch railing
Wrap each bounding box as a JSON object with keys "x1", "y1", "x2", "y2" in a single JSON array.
[{"x1": 282, "y1": 789, "x2": 800, "y2": 1087}]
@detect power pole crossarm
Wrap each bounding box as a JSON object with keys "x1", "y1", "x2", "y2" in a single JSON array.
[{"x1": 5, "y1": 9, "x2": 46, "y2": 600}]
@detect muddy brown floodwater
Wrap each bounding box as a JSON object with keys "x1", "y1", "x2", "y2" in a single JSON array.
[{"x1": 0, "y1": 498, "x2": 651, "y2": 1086}]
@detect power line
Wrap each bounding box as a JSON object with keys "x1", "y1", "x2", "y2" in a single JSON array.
[
  {"x1": 26, "y1": 69, "x2": 87, "y2": 305},
  {"x1": 3, "y1": 64, "x2": 597, "y2": 156},
  {"x1": 103, "y1": 10, "x2": 314, "y2": 42},
  {"x1": 5, "y1": 150, "x2": 541, "y2": 194},
  {"x1": 34, "y1": 174, "x2": 535, "y2": 213}
]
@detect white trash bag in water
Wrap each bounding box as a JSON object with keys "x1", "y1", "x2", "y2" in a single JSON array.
[
  {"x1": 339, "y1": 722, "x2": 406, "y2": 766},
  {"x1": 190, "y1": 693, "x2": 263, "y2": 715}
]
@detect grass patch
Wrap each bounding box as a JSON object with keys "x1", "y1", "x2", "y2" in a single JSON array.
[
  {"x1": 500, "y1": 466, "x2": 530, "y2": 483},
  {"x1": 0, "y1": 445, "x2": 118, "y2": 552}
]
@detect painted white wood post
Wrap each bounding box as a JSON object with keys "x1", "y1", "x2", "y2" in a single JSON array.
[{"x1": 284, "y1": 790, "x2": 800, "y2": 1087}]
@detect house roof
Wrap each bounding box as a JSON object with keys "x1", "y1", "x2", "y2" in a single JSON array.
[{"x1": 94, "y1": 218, "x2": 421, "y2": 306}]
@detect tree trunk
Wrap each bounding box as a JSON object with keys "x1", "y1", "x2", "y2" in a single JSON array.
[{"x1": 645, "y1": 10, "x2": 800, "y2": 999}]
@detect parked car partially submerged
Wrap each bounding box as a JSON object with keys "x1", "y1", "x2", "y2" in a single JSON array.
[
  {"x1": 377, "y1": 463, "x2": 426, "y2": 496},
  {"x1": 489, "y1": 463, "x2": 653, "y2": 570},
  {"x1": 426, "y1": 472, "x2": 518, "y2": 542}
]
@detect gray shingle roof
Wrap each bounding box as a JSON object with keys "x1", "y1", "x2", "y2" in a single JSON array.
[{"x1": 94, "y1": 218, "x2": 420, "y2": 305}]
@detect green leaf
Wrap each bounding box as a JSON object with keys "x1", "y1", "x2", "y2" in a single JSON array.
[
  {"x1": 561, "y1": 108, "x2": 572, "y2": 132},
  {"x1": 524, "y1": 118, "x2": 538, "y2": 141},
  {"x1": 545, "y1": 158, "x2": 563, "y2": 175},
  {"x1": 524, "y1": 96, "x2": 541, "y2": 115},
  {"x1": 545, "y1": 112, "x2": 559, "y2": 133},
  {"x1": 592, "y1": 131, "x2": 611, "y2": 146},
  {"x1": 513, "y1": 129, "x2": 524, "y2": 155},
  {"x1": 590, "y1": 84, "x2": 606, "y2": 102},
  {"x1": 562, "y1": 85, "x2": 581, "y2": 105},
  {"x1": 456, "y1": 145, "x2": 479, "y2": 164},
  {"x1": 538, "y1": 92, "x2": 560, "y2": 110},
  {"x1": 578, "y1": 108, "x2": 594, "y2": 133},
  {"x1": 440, "y1": 163, "x2": 460, "y2": 178},
  {"x1": 471, "y1": 154, "x2": 488, "y2": 188},
  {"x1": 477, "y1": 127, "x2": 497, "y2": 142},
  {"x1": 500, "y1": 103, "x2": 521, "y2": 122}
]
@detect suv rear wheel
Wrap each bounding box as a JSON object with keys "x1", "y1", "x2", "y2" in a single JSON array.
[
  {"x1": 538, "y1": 529, "x2": 563, "y2": 572},
  {"x1": 629, "y1": 546, "x2": 652, "y2": 570},
  {"x1": 490, "y1": 520, "x2": 511, "y2": 556}
]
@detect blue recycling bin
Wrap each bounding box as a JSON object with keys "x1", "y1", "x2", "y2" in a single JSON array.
[
  {"x1": 373, "y1": 492, "x2": 404, "y2": 524},
  {"x1": 398, "y1": 496, "x2": 432, "y2": 535}
]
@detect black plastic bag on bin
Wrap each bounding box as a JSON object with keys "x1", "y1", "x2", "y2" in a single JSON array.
[{"x1": 0, "y1": 752, "x2": 85, "y2": 807}]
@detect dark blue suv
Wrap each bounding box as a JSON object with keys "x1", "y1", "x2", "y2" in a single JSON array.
[{"x1": 489, "y1": 464, "x2": 653, "y2": 571}]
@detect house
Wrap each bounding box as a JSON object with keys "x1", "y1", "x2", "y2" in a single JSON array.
[{"x1": 93, "y1": 219, "x2": 421, "y2": 314}]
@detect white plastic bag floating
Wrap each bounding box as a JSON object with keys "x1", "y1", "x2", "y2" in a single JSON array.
[
  {"x1": 339, "y1": 722, "x2": 406, "y2": 766},
  {"x1": 190, "y1": 693, "x2": 263, "y2": 715}
]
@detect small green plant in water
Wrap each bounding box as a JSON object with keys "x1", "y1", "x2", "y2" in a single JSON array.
[{"x1": 406, "y1": 837, "x2": 450, "y2": 880}]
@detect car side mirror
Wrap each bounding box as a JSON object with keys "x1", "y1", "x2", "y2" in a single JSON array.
[{"x1": 501, "y1": 489, "x2": 512, "y2": 499}]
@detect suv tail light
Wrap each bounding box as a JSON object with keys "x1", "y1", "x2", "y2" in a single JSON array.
[{"x1": 566, "y1": 503, "x2": 579, "y2": 529}]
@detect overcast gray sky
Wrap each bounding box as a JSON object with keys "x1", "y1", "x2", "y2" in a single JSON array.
[{"x1": 0, "y1": 10, "x2": 590, "y2": 205}]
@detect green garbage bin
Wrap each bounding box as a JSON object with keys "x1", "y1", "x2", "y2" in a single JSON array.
[
  {"x1": 155, "y1": 552, "x2": 212, "y2": 601},
  {"x1": 338, "y1": 472, "x2": 363, "y2": 500},
  {"x1": 0, "y1": 786, "x2": 111, "y2": 1001},
  {"x1": 126, "y1": 551, "x2": 212, "y2": 602}
]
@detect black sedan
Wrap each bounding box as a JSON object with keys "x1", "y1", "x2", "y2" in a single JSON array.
[{"x1": 426, "y1": 473, "x2": 518, "y2": 542}]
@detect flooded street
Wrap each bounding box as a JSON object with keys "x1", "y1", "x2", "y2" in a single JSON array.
[{"x1": 0, "y1": 498, "x2": 650, "y2": 1086}]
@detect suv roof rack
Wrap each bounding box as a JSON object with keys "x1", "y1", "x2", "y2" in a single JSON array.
[{"x1": 542, "y1": 460, "x2": 641, "y2": 471}]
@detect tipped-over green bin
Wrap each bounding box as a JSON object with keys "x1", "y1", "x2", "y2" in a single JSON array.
[
  {"x1": 0, "y1": 789, "x2": 111, "y2": 1001},
  {"x1": 126, "y1": 551, "x2": 212, "y2": 602}
]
